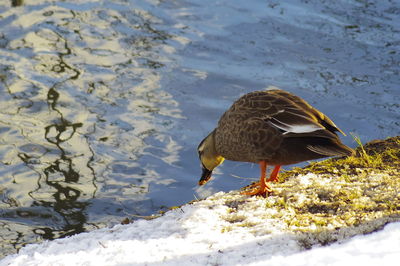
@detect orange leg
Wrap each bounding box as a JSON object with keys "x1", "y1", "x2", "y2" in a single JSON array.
[
  {"x1": 241, "y1": 161, "x2": 272, "y2": 197},
  {"x1": 266, "y1": 165, "x2": 281, "y2": 182}
]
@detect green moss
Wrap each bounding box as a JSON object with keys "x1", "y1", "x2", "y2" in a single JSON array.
[
  {"x1": 221, "y1": 226, "x2": 232, "y2": 233},
  {"x1": 237, "y1": 221, "x2": 258, "y2": 228},
  {"x1": 276, "y1": 197, "x2": 288, "y2": 209}
]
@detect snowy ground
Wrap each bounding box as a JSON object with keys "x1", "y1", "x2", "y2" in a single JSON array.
[{"x1": 1, "y1": 174, "x2": 400, "y2": 266}]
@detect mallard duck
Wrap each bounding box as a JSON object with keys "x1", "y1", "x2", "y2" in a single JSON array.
[{"x1": 197, "y1": 89, "x2": 354, "y2": 196}]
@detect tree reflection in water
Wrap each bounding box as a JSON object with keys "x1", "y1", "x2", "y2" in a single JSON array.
[
  {"x1": 11, "y1": 0, "x2": 24, "y2": 7},
  {"x1": 16, "y1": 82, "x2": 93, "y2": 240},
  {"x1": 0, "y1": 0, "x2": 181, "y2": 257}
]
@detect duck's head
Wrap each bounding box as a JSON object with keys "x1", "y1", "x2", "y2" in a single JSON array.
[{"x1": 197, "y1": 131, "x2": 225, "y2": 185}]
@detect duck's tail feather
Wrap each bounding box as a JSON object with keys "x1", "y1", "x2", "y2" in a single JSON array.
[{"x1": 307, "y1": 142, "x2": 354, "y2": 157}]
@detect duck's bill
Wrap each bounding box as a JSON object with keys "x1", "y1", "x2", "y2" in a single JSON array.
[{"x1": 198, "y1": 167, "x2": 213, "y2": 185}]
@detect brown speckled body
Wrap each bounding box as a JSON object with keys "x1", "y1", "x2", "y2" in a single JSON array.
[{"x1": 213, "y1": 89, "x2": 353, "y2": 164}]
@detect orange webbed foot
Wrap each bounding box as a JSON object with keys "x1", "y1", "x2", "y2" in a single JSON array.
[
  {"x1": 241, "y1": 181, "x2": 272, "y2": 197},
  {"x1": 241, "y1": 163, "x2": 280, "y2": 197}
]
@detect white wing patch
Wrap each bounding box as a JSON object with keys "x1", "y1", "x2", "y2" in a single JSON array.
[
  {"x1": 267, "y1": 108, "x2": 324, "y2": 134},
  {"x1": 283, "y1": 124, "x2": 323, "y2": 134},
  {"x1": 270, "y1": 118, "x2": 322, "y2": 134}
]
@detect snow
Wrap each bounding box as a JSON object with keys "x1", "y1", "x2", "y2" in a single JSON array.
[{"x1": 1, "y1": 189, "x2": 400, "y2": 266}]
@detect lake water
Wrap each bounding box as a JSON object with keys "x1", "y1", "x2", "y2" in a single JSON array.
[{"x1": 0, "y1": 0, "x2": 399, "y2": 258}]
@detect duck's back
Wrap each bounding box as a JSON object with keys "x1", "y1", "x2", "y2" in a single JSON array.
[{"x1": 214, "y1": 89, "x2": 353, "y2": 164}]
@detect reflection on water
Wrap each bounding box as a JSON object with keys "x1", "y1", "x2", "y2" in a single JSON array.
[
  {"x1": 11, "y1": 0, "x2": 23, "y2": 7},
  {"x1": 0, "y1": 0, "x2": 399, "y2": 259},
  {"x1": 0, "y1": 0, "x2": 183, "y2": 257}
]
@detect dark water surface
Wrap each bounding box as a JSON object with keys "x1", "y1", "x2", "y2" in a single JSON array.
[{"x1": 0, "y1": 0, "x2": 399, "y2": 258}]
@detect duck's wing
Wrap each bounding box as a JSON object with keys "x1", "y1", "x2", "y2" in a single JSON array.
[
  {"x1": 267, "y1": 89, "x2": 346, "y2": 136},
  {"x1": 262, "y1": 90, "x2": 353, "y2": 156},
  {"x1": 263, "y1": 105, "x2": 328, "y2": 136},
  {"x1": 226, "y1": 90, "x2": 336, "y2": 139},
  {"x1": 234, "y1": 90, "x2": 333, "y2": 138}
]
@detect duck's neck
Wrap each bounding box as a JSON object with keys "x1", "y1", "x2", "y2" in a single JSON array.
[{"x1": 203, "y1": 130, "x2": 224, "y2": 167}]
